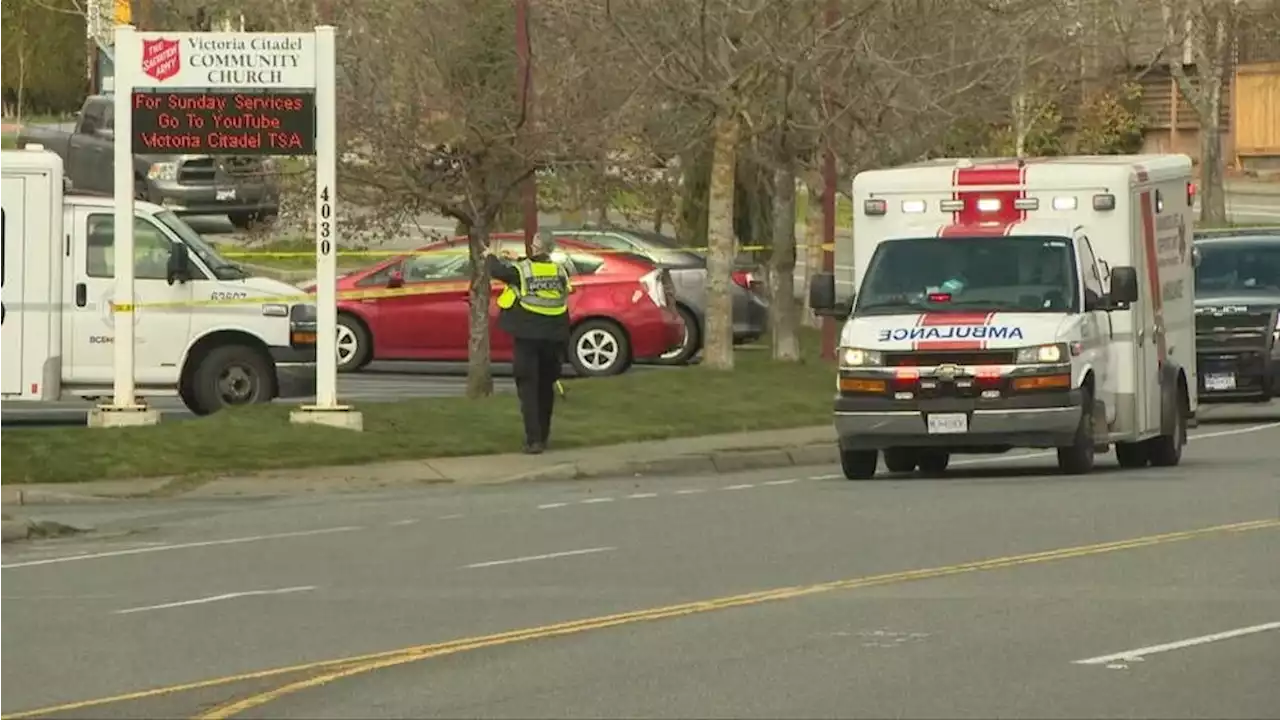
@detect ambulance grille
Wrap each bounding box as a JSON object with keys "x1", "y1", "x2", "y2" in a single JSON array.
[{"x1": 885, "y1": 350, "x2": 1017, "y2": 367}]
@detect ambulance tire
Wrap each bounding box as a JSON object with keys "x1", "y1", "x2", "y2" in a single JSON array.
[
  {"x1": 882, "y1": 448, "x2": 918, "y2": 473},
  {"x1": 840, "y1": 449, "x2": 878, "y2": 480},
  {"x1": 1148, "y1": 384, "x2": 1188, "y2": 467},
  {"x1": 1056, "y1": 391, "x2": 1097, "y2": 475},
  {"x1": 917, "y1": 451, "x2": 950, "y2": 476}
]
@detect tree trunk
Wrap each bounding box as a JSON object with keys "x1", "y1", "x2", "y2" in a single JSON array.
[
  {"x1": 801, "y1": 177, "x2": 825, "y2": 329},
  {"x1": 1198, "y1": 15, "x2": 1230, "y2": 227},
  {"x1": 1200, "y1": 122, "x2": 1228, "y2": 226},
  {"x1": 465, "y1": 219, "x2": 495, "y2": 398},
  {"x1": 770, "y1": 161, "x2": 800, "y2": 362},
  {"x1": 677, "y1": 138, "x2": 713, "y2": 246},
  {"x1": 703, "y1": 107, "x2": 740, "y2": 371}
]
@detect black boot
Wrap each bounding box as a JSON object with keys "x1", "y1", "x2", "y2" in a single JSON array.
[{"x1": 523, "y1": 442, "x2": 544, "y2": 455}]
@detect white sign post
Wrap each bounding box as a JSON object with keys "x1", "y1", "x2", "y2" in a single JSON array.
[
  {"x1": 88, "y1": 24, "x2": 161, "y2": 428},
  {"x1": 97, "y1": 24, "x2": 360, "y2": 431}
]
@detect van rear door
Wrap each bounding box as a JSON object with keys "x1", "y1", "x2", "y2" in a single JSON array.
[{"x1": 1, "y1": 176, "x2": 25, "y2": 396}]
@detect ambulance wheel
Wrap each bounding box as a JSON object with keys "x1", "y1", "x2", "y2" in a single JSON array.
[
  {"x1": 840, "y1": 449, "x2": 878, "y2": 480},
  {"x1": 189, "y1": 344, "x2": 276, "y2": 415},
  {"x1": 1148, "y1": 385, "x2": 1188, "y2": 467},
  {"x1": 1114, "y1": 442, "x2": 1150, "y2": 468},
  {"x1": 917, "y1": 451, "x2": 951, "y2": 476},
  {"x1": 1056, "y1": 392, "x2": 1096, "y2": 475},
  {"x1": 882, "y1": 448, "x2": 917, "y2": 473}
]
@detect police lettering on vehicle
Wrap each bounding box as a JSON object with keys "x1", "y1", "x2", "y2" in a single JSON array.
[{"x1": 876, "y1": 326, "x2": 1025, "y2": 342}]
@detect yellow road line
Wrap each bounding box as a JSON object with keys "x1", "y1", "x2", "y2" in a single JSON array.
[{"x1": 4, "y1": 518, "x2": 1275, "y2": 720}]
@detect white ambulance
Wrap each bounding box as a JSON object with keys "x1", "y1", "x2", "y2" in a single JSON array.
[
  {"x1": 809, "y1": 155, "x2": 1197, "y2": 478},
  {"x1": 2, "y1": 148, "x2": 317, "y2": 415}
]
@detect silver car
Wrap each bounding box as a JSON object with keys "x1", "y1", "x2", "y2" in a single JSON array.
[{"x1": 549, "y1": 228, "x2": 770, "y2": 364}]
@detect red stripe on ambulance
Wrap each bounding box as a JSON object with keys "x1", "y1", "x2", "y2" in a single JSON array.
[
  {"x1": 939, "y1": 161, "x2": 1029, "y2": 237},
  {"x1": 1135, "y1": 166, "x2": 1167, "y2": 367}
]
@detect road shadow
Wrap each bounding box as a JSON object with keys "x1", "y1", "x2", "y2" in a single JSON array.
[{"x1": 827, "y1": 455, "x2": 1230, "y2": 485}]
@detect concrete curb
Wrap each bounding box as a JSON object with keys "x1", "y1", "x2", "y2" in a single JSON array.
[
  {"x1": 496, "y1": 442, "x2": 839, "y2": 484},
  {"x1": 2, "y1": 518, "x2": 32, "y2": 543}
]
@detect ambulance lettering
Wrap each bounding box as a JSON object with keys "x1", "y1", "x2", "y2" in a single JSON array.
[{"x1": 878, "y1": 326, "x2": 1024, "y2": 342}]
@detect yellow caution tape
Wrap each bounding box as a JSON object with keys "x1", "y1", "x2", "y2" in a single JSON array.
[
  {"x1": 102, "y1": 242, "x2": 841, "y2": 312},
  {"x1": 107, "y1": 281, "x2": 480, "y2": 312},
  {"x1": 220, "y1": 242, "x2": 839, "y2": 260}
]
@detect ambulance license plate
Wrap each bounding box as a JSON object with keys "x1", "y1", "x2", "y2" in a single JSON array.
[
  {"x1": 927, "y1": 413, "x2": 968, "y2": 434},
  {"x1": 1205, "y1": 373, "x2": 1236, "y2": 391}
]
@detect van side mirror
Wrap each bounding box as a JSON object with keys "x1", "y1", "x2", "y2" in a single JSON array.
[
  {"x1": 167, "y1": 243, "x2": 192, "y2": 285},
  {"x1": 1108, "y1": 265, "x2": 1139, "y2": 306},
  {"x1": 387, "y1": 270, "x2": 404, "y2": 289},
  {"x1": 808, "y1": 272, "x2": 852, "y2": 317}
]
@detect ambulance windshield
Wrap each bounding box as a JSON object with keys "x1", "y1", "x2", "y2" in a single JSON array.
[{"x1": 856, "y1": 235, "x2": 1080, "y2": 315}]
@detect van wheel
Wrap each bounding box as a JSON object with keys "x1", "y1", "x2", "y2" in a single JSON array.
[
  {"x1": 1114, "y1": 442, "x2": 1150, "y2": 468},
  {"x1": 840, "y1": 449, "x2": 878, "y2": 480},
  {"x1": 917, "y1": 451, "x2": 950, "y2": 476},
  {"x1": 1148, "y1": 386, "x2": 1188, "y2": 467},
  {"x1": 655, "y1": 305, "x2": 700, "y2": 365},
  {"x1": 882, "y1": 448, "x2": 917, "y2": 473},
  {"x1": 1056, "y1": 392, "x2": 1096, "y2": 475},
  {"x1": 336, "y1": 314, "x2": 372, "y2": 372},
  {"x1": 188, "y1": 345, "x2": 275, "y2": 415},
  {"x1": 570, "y1": 320, "x2": 630, "y2": 377}
]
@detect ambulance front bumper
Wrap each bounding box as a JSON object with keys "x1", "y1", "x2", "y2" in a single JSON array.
[{"x1": 833, "y1": 391, "x2": 1084, "y2": 450}]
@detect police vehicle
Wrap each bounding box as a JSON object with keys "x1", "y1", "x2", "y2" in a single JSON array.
[{"x1": 809, "y1": 155, "x2": 1197, "y2": 478}]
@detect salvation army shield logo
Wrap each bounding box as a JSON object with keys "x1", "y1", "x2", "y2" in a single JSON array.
[{"x1": 141, "y1": 38, "x2": 181, "y2": 82}]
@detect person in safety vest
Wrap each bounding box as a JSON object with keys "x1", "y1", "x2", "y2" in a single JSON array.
[{"x1": 483, "y1": 233, "x2": 574, "y2": 454}]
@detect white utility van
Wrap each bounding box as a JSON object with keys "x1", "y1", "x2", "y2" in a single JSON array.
[
  {"x1": 2, "y1": 148, "x2": 317, "y2": 415},
  {"x1": 809, "y1": 155, "x2": 1197, "y2": 478}
]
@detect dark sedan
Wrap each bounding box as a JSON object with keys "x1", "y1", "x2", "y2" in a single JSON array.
[{"x1": 549, "y1": 228, "x2": 769, "y2": 364}]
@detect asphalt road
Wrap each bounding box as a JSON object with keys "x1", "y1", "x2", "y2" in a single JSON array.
[{"x1": 3, "y1": 404, "x2": 1278, "y2": 719}]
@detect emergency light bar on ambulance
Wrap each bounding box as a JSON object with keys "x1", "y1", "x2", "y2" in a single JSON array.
[{"x1": 863, "y1": 183, "x2": 1197, "y2": 216}]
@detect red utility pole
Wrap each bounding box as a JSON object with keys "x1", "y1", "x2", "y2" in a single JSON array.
[
  {"x1": 820, "y1": 0, "x2": 839, "y2": 361},
  {"x1": 515, "y1": 0, "x2": 538, "y2": 256}
]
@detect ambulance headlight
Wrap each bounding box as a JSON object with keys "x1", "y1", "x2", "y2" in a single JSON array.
[
  {"x1": 1015, "y1": 343, "x2": 1068, "y2": 364},
  {"x1": 839, "y1": 347, "x2": 883, "y2": 368}
]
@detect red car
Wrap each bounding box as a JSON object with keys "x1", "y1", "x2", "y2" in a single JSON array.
[{"x1": 319, "y1": 233, "x2": 685, "y2": 376}]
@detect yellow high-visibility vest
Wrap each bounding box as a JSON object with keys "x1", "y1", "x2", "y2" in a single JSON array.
[{"x1": 496, "y1": 259, "x2": 570, "y2": 316}]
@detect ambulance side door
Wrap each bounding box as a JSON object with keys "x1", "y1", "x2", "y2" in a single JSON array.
[{"x1": 1076, "y1": 234, "x2": 1115, "y2": 426}]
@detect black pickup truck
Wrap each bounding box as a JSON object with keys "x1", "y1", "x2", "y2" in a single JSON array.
[
  {"x1": 15, "y1": 95, "x2": 280, "y2": 228},
  {"x1": 1193, "y1": 229, "x2": 1280, "y2": 402}
]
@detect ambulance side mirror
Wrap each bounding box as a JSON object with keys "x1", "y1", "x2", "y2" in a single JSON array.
[
  {"x1": 1108, "y1": 266, "x2": 1139, "y2": 307},
  {"x1": 166, "y1": 243, "x2": 192, "y2": 286},
  {"x1": 809, "y1": 273, "x2": 851, "y2": 317}
]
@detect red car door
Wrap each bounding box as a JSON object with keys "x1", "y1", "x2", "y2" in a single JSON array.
[{"x1": 373, "y1": 251, "x2": 471, "y2": 358}]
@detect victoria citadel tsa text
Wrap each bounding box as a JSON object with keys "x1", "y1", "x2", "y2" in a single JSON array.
[{"x1": 131, "y1": 91, "x2": 316, "y2": 155}]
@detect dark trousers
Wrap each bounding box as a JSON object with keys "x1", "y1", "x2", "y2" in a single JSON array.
[{"x1": 512, "y1": 337, "x2": 562, "y2": 446}]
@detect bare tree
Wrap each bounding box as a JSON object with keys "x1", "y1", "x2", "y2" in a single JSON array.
[
  {"x1": 1158, "y1": 0, "x2": 1246, "y2": 225},
  {"x1": 332, "y1": 0, "x2": 628, "y2": 397}
]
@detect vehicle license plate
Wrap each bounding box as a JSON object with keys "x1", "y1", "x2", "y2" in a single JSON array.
[
  {"x1": 216, "y1": 187, "x2": 237, "y2": 201},
  {"x1": 1204, "y1": 373, "x2": 1236, "y2": 391},
  {"x1": 926, "y1": 413, "x2": 968, "y2": 434}
]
